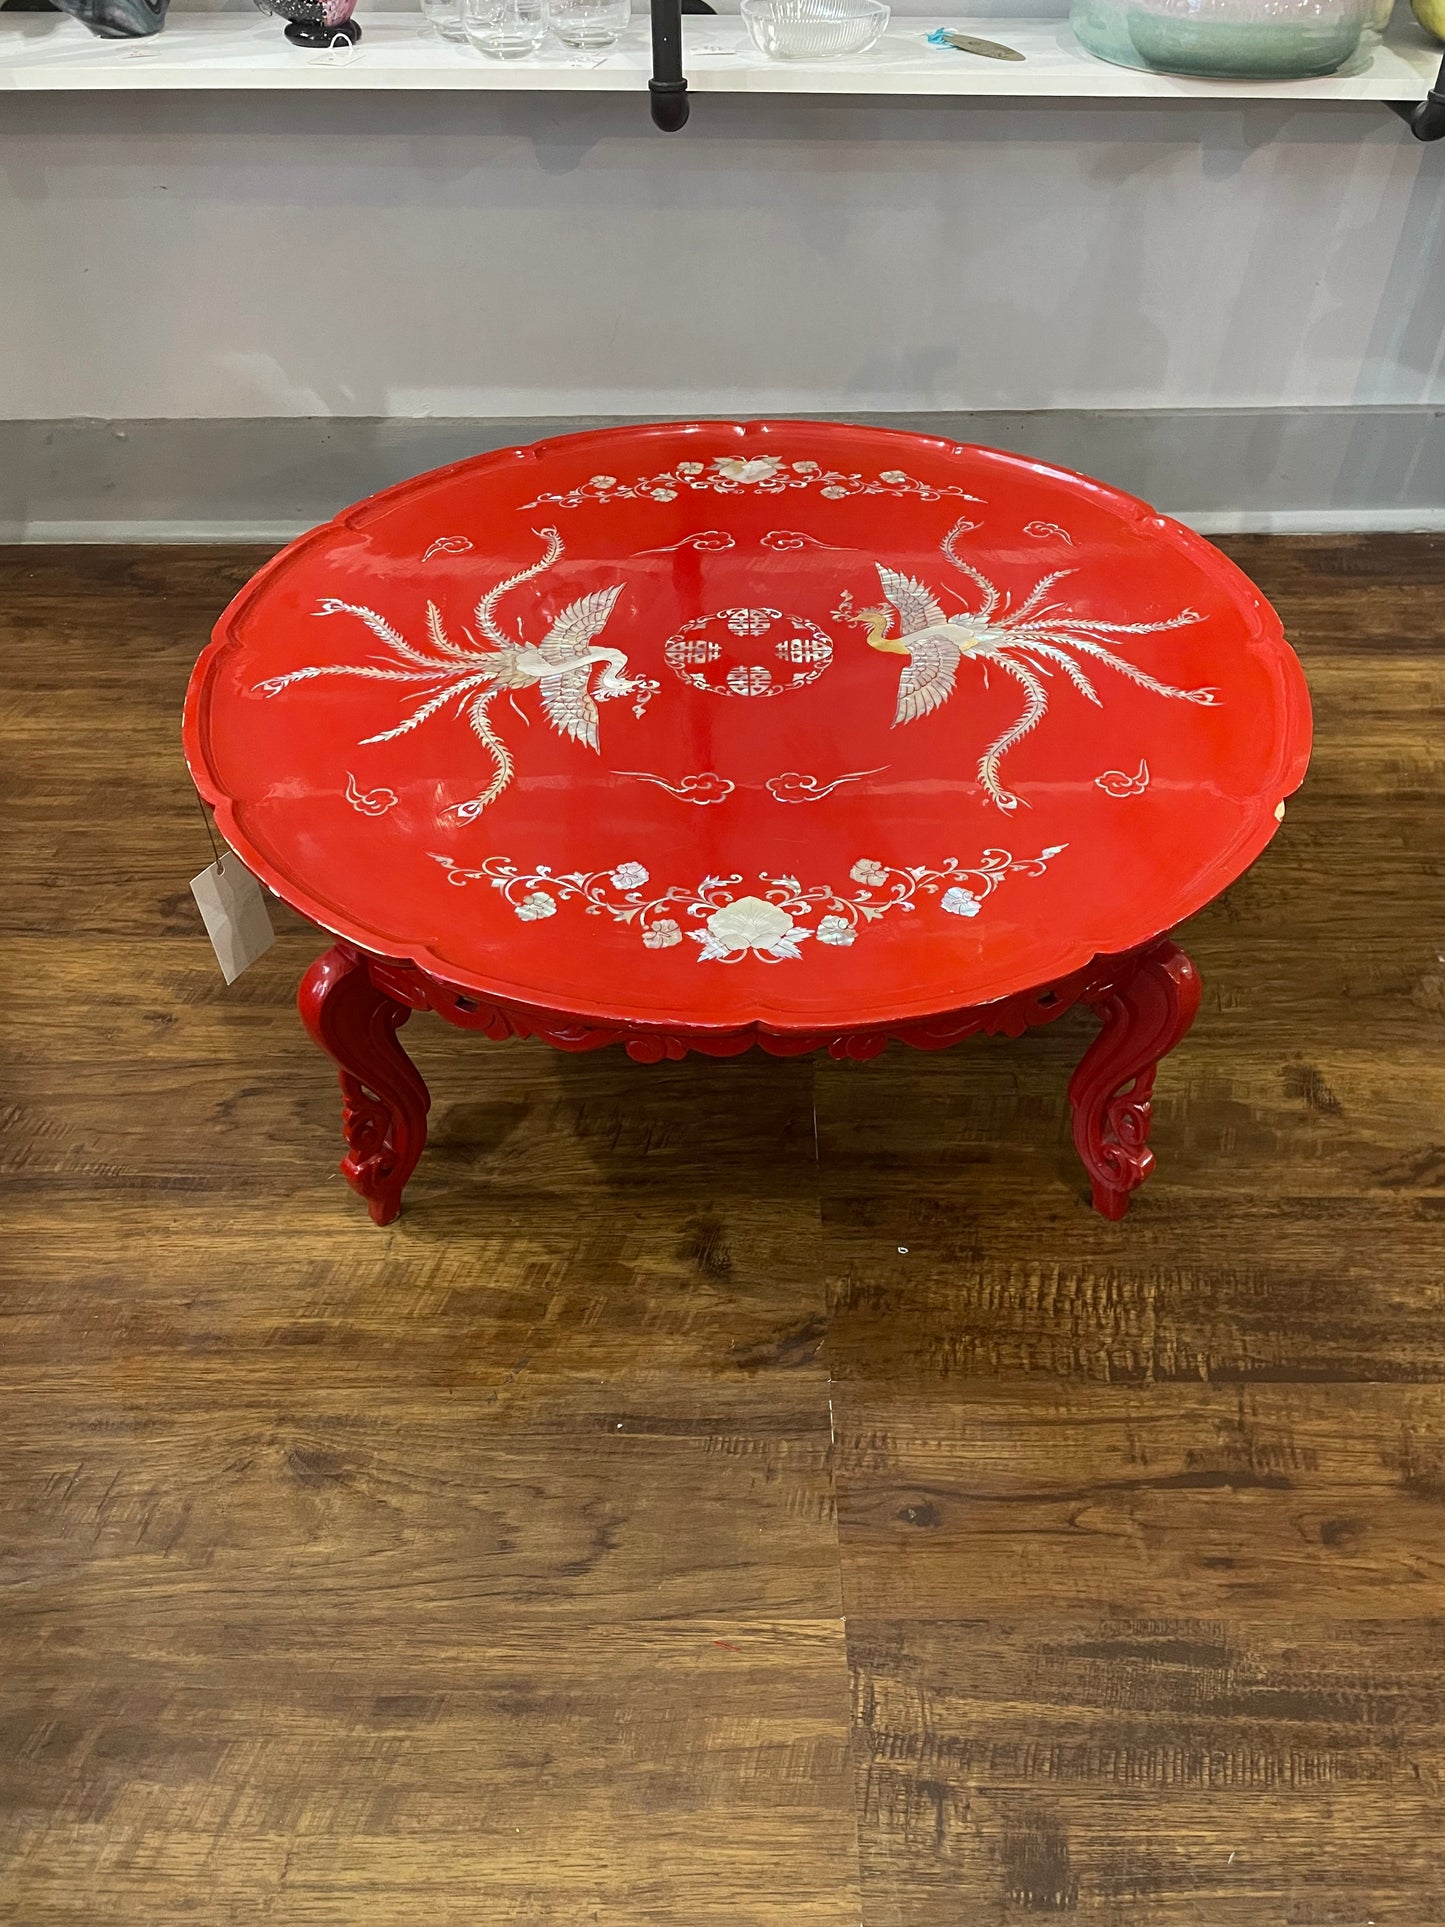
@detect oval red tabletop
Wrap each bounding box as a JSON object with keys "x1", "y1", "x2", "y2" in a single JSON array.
[{"x1": 184, "y1": 422, "x2": 1311, "y2": 1032}]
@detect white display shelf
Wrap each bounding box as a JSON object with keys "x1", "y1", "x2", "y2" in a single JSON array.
[{"x1": 0, "y1": 7, "x2": 1437, "y2": 96}]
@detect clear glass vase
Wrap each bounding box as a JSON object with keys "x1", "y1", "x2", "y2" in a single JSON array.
[{"x1": 1071, "y1": 0, "x2": 1369, "y2": 75}]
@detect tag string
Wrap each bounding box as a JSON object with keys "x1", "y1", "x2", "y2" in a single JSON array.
[{"x1": 194, "y1": 787, "x2": 223, "y2": 867}]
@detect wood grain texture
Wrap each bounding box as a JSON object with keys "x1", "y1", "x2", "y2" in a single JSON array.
[
  {"x1": 821, "y1": 534, "x2": 1445, "y2": 1925},
  {"x1": 2, "y1": 536, "x2": 1443, "y2": 1924},
  {"x1": 849, "y1": 1616, "x2": 1445, "y2": 1925},
  {"x1": 4, "y1": 1625, "x2": 857, "y2": 1927}
]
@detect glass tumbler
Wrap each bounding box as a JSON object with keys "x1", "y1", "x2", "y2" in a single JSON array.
[
  {"x1": 420, "y1": 0, "x2": 465, "y2": 39},
  {"x1": 462, "y1": 0, "x2": 546, "y2": 54},
  {"x1": 547, "y1": 0, "x2": 629, "y2": 45}
]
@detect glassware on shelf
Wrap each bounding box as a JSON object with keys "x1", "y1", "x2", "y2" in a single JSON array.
[
  {"x1": 253, "y1": 0, "x2": 360, "y2": 46},
  {"x1": 462, "y1": 0, "x2": 547, "y2": 53},
  {"x1": 420, "y1": 0, "x2": 465, "y2": 39},
  {"x1": 739, "y1": 0, "x2": 889, "y2": 59},
  {"x1": 547, "y1": 0, "x2": 629, "y2": 45},
  {"x1": 1070, "y1": 0, "x2": 1368, "y2": 76},
  {"x1": 51, "y1": 0, "x2": 169, "y2": 38}
]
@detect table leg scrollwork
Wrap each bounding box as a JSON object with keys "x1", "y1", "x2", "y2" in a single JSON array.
[
  {"x1": 295, "y1": 937, "x2": 1199, "y2": 1224},
  {"x1": 1068, "y1": 938, "x2": 1201, "y2": 1220},
  {"x1": 298, "y1": 945, "x2": 431, "y2": 1226}
]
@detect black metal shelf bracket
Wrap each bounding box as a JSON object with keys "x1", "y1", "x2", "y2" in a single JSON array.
[
  {"x1": 648, "y1": 0, "x2": 687, "y2": 130},
  {"x1": 1389, "y1": 46, "x2": 1445, "y2": 138},
  {"x1": 649, "y1": 0, "x2": 713, "y2": 129}
]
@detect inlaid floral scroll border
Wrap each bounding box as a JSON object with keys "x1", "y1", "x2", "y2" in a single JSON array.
[
  {"x1": 431, "y1": 845, "x2": 1067, "y2": 964},
  {"x1": 519, "y1": 454, "x2": 983, "y2": 511}
]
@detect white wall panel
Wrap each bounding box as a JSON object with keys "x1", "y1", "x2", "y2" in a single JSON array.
[{"x1": 3, "y1": 87, "x2": 1443, "y2": 424}]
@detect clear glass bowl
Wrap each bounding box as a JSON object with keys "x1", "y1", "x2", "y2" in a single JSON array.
[
  {"x1": 740, "y1": 0, "x2": 889, "y2": 59},
  {"x1": 1071, "y1": 0, "x2": 1368, "y2": 74},
  {"x1": 420, "y1": 0, "x2": 465, "y2": 39},
  {"x1": 462, "y1": 0, "x2": 546, "y2": 54},
  {"x1": 548, "y1": 0, "x2": 630, "y2": 42}
]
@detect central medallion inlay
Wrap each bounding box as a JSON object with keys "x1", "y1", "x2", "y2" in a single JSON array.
[{"x1": 663, "y1": 608, "x2": 834, "y2": 698}]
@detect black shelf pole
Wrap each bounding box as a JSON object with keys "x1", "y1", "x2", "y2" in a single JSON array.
[
  {"x1": 649, "y1": 0, "x2": 688, "y2": 130},
  {"x1": 1389, "y1": 48, "x2": 1445, "y2": 139}
]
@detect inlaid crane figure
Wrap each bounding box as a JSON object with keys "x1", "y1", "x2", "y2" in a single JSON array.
[
  {"x1": 254, "y1": 528, "x2": 653, "y2": 820},
  {"x1": 840, "y1": 517, "x2": 1217, "y2": 812}
]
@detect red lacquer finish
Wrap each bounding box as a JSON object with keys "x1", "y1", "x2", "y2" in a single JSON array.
[
  {"x1": 297, "y1": 937, "x2": 1195, "y2": 1225},
  {"x1": 297, "y1": 945, "x2": 430, "y2": 1225},
  {"x1": 1067, "y1": 939, "x2": 1202, "y2": 1220},
  {"x1": 184, "y1": 422, "x2": 1311, "y2": 1221}
]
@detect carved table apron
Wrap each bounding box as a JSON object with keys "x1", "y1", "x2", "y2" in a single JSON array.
[{"x1": 183, "y1": 421, "x2": 1311, "y2": 1225}]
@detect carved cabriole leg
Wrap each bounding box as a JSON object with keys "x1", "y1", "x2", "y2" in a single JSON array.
[
  {"x1": 1068, "y1": 939, "x2": 1201, "y2": 1221},
  {"x1": 297, "y1": 944, "x2": 431, "y2": 1227}
]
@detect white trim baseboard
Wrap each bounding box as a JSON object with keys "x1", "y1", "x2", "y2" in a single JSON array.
[
  {"x1": 1183, "y1": 507, "x2": 1445, "y2": 535},
  {"x1": 17, "y1": 506, "x2": 1445, "y2": 543},
  {"x1": 16, "y1": 521, "x2": 312, "y2": 545}
]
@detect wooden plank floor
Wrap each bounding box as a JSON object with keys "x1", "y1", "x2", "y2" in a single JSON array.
[{"x1": 1, "y1": 537, "x2": 1442, "y2": 1925}]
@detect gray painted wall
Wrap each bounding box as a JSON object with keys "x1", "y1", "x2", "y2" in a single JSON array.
[
  {"x1": 4, "y1": 408, "x2": 1443, "y2": 539},
  {"x1": 5, "y1": 30, "x2": 1445, "y2": 534}
]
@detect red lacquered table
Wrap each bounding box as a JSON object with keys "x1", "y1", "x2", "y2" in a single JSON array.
[{"x1": 183, "y1": 422, "x2": 1311, "y2": 1225}]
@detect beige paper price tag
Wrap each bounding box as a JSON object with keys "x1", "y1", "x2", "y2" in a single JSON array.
[{"x1": 190, "y1": 852, "x2": 276, "y2": 984}]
